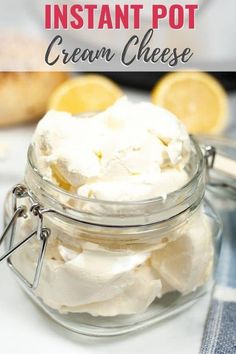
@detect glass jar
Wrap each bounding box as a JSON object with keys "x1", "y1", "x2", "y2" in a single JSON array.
[{"x1": 1, "y1": 137, "x2": 222, "y2": 337}]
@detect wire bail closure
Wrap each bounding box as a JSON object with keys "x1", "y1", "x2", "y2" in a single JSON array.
[{"x1": 0, "y1": 184, "x2": 50, "y2": 290}]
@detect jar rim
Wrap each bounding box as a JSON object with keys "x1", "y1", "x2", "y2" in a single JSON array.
[
  {"x1": 26, "y1": 137, "x2": 203, "y2": 205},
  {"x1": 24, "y1": 137, "x2": 205, "y2": 226}
]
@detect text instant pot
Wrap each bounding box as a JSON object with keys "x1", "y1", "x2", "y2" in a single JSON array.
[{"x1": 44, "y1": 2, "x2": 199, "y2": 68}]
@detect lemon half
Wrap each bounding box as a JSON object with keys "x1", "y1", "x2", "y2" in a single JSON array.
[{"x1": 151, "y1": 72, "x2": 228, "y2": 134}]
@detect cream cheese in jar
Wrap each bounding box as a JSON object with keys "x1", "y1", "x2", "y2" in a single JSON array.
[{"x1": 10, "y1": 98, "x2": 214, "y2": 318}]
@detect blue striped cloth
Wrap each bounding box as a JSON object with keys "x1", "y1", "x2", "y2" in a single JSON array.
[{"x1": 200, "y1": 206, "x2": 236, "y2": 354}]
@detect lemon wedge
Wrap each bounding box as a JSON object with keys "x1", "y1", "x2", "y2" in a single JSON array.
[
  {"x1": 48, "y1": 74, "x2": 123, "y2": 115},
  {"x1": 151, "y1": 72, "x2": 228, "y2": 134}
]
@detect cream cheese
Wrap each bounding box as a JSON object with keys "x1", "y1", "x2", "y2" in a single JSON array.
[
  {"x1": 25, "y1": 98, "x2": 213, "y2": 316},
  {"x1": 33, "y1": 97, "x2": 190, "y2": 200}
]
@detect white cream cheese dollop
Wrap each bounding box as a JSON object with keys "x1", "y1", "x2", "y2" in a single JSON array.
[
  {"x1": 36, "y1": 245, "x2": 162, "y2": 316},
  {"x1": 24, "y1": 98, "x2": 213, "y2": 316},
  {"x1": 33, "y1": 97, "x2": 190, "y2": 200}
]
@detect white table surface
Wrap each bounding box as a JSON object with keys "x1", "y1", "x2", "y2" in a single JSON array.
[{"x1": 0, "y1": 88, "x2": 236, "y2": 354}]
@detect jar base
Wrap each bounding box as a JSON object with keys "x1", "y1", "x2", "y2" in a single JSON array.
[{"x1": 20, "y1": 281, "x2": 213, "y2": 337}]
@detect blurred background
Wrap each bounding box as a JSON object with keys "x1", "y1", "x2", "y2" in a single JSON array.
[{"x1": 106, "y1": 72, "x2": 236, "y2": 92}]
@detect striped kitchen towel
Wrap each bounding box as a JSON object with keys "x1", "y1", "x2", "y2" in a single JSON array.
[{"x1": 200, "y1": 207, "x2": 236, "y2": 354}]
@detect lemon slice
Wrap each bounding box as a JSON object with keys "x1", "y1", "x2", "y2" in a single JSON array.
[
  {"x1": 48, "y1": 74, "x2": 123, "y2": 114},
  {"x1": 151, "y1": 72, "x2": 228, "y2": 134}
]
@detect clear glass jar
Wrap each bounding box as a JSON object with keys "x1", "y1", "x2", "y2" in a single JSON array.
[{"x1": 2, "y1": 137, "x2": 222, "y2": 337}]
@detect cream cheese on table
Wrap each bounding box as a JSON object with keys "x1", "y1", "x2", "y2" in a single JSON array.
[{"x1": 19, "y1": 98, "x2": 213, "y2": 316}]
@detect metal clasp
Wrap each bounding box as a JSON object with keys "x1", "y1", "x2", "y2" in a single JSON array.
[
  {"x1": 0, "y1": 184, "x2": 50, "y2": 290},
  {"x1": 203, "y1": 145, "x2": 236, "y2": 193},
  {"x1": 202, "y1": 145, "x2": 216, "y2": 183},
  {"x1": 203, "y1": 145, "x2": 216, "y2": 170}
]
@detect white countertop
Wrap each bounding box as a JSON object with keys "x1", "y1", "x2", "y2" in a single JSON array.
[{"x1": 0, "y1": 88, "x2": 235, "y2": 354}]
